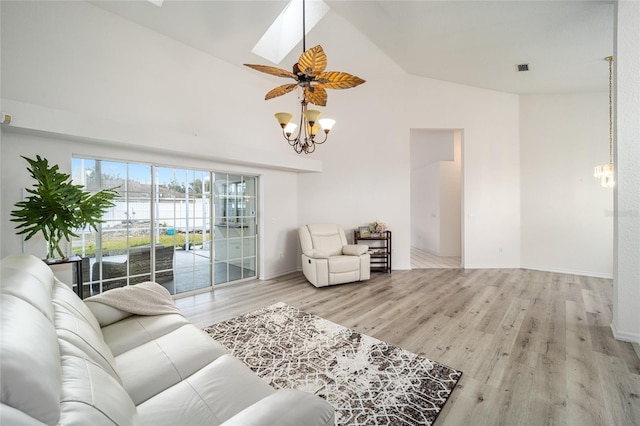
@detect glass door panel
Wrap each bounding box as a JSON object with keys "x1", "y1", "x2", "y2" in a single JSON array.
[
  {"x1": 155, "y1": 167, "x2": 211, "y2": 294},
  {"x1": 213, "y1": 173, "x2": 258, "y2": 285}
]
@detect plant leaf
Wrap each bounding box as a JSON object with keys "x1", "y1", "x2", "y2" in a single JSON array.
[{"x1": 10, "y1": 156, "x2": 120, "y2": 243}]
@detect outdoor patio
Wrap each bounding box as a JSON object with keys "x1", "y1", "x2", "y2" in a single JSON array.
[{"x1": 80, "y1": 249, "x2": 255, "y2": 297}]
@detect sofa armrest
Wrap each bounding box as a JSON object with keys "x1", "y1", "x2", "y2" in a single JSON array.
[
  {"x1": 221, "y1": 389, "x2": 334, "y2": 426},
  {"x1": 342, "y1": 244, "x2": 368, "y2": 256}
]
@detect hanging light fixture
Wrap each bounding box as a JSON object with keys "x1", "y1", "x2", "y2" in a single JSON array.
[
  {"x1": 244, "y1": 0, "x2": 365, "y2": 154},
  {"x1": 274, "y1": 98, "x2": 335, "y2": 154},
  {"x1": 594, "y1": 56, "x2": 615, "y2": 188}
]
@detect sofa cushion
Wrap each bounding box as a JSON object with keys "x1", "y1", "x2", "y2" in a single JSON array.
[
  {"x1": 1, "y1": 295, "x2": 61, "y2": 425},
  {"x1": 328, "y1": 255, "x2": 360, "y2": 273},
  {"x1": 137, "y1": 354, "x2": 274, "y2": 426},
  {"x1": 100, "y1": 313, "x2": 190, "y2": 356},
  {"x1": 54, "y1": 309, "x2": 121, "y2": 382},
  {"x1": 53, "y1": 280, "x2": 103, "y2": 334},
  {"x1": 0, "y1": 403, "x2": 44, "y2": 425},
  {"x1": 1, "y1": 255, "x2": 56, "y2": 322},
  {"x1": 115, "y1": 324, "x2": 229, "y2": 404},
  {"x1": 85, "y1": 301, "x2": 135, "y2": 327},
  {"x1": 58, "y1": 355, "x2": 139, "y2": 425}
]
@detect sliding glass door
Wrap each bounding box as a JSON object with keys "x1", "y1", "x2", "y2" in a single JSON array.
[{"x1": 72, "y1": 158, "x2": 258, "y2": 296}]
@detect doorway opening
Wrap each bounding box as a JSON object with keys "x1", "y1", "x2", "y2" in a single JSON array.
[{"x1": 410, "y1": 129, "x2": 463, "y2": 269}]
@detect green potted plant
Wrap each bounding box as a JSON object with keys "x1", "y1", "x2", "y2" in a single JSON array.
[{"x1": 10, "y1": 155, "x2": 119, "y2": 262}]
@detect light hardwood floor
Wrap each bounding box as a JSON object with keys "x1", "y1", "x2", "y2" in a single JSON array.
[
  {"x1": 175, "y1": 268, "x2": 640, "y2": 425},
  {"x1": 411, "y1": 247, "x2": 461, "y2": 269}
]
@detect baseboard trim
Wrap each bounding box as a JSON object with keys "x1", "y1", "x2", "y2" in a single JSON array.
[
  {"x1": 262, "y1": 268, "x2": 299, "y2": 280},
  {"x1": 463, "y1": 264, "x2": 521, "y2": 270},
  {"x1": 610, "y1": 321, "x2": 640, "y2": 344},
  {"x1": 520, "y1": 264, "x2": 613, "y2": 279},
  {"x1": 392, "y1": 263, "x2": 412, "y2": 271}
]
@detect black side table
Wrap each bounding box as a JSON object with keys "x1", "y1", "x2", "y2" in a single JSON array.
[{"x1": 45, "y1": 256, "x2": 84, "y2": 299}]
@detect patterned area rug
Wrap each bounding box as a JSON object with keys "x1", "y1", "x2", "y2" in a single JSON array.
[{"x1": 204, "y1": 303, "x2": 462, "y2": 425}]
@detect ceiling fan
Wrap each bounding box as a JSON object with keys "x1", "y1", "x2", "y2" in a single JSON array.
[
  {"x1": 244, "y1": 44, "x2": 365, "y2": 107},
  {"x1": 243, "y1": 0, "x2": 365, "y2": 154}
]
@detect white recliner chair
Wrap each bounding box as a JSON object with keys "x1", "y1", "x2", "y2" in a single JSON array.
[{"x1": 299, "y1": 223, "x2": 371, "y2": 287}]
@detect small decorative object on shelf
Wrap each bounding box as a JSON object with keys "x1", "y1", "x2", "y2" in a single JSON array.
[
  {"x1": 358, "y1": 226, "x2": 371, "y2": 238},
  {"x1": 373, "y1": 220, "x2": 387, "y2": 234},
  {"x1": 354, "y1": 229, "x2": 391, "y2": 274}
]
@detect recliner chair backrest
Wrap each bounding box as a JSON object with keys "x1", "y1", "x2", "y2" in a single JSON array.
[{"x1": 300, "y1": 224, "x2": 348, "y2": 256}]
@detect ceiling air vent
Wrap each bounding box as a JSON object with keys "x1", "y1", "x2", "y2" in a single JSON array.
[{"x1": 517, "y1": 64, "x2": 529, "y2": 72}]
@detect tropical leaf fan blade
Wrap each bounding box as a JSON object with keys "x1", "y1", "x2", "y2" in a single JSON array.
[
  {"x1": 304, "y1": 86, "x2": 328, "y2": 107},
  {"x1": 265, "y1": 84, "x2": 298, "y2": 100},
  {"x1": 243, "y1": 64, "x2": 297, "y2": 79},
  {"x1": 297, "y1": 45, "x2": 327, "y2": 77},
  {"x1": 316, "y1": 71, "x2": 366, "y2": 90}
]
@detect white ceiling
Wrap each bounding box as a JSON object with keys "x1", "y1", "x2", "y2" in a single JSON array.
[{"x1": 91, "y1": 0, "x2": 614, "y2": 95}]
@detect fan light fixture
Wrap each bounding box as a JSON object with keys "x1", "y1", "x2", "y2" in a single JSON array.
[
  {"x1": 594, "y1": 56, "x2": 615, "y2": 188},
  {"x1": 244, "y1": 0, "x2": 365, "y2": 154}
]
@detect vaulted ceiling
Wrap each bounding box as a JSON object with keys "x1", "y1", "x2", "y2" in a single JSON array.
[{"x1": 92, "y1": 0, "x2": 614, "y2": 94}]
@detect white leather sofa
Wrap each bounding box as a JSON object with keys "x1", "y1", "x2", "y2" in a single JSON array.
[
  {"x1": 0, "y1": 253, "x2": 334, "y2": 426},
  {"x1": 299, "y1": 223, "x2": 370, "y2": 287}
]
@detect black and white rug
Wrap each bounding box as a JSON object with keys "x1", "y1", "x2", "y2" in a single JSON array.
[{"x1": 204, "y1": 302, "x2": 462, "y2": 426}]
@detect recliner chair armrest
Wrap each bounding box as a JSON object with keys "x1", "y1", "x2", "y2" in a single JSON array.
[
  {"x1": 342, "y1": 244, "x2": 368, "y2": 256},
  {"x1": 303, "y1": 250, "x2": 333, "y2": 259}
]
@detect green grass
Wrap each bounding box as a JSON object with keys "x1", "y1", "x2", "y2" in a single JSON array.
[{"x1": 73, "y1": 233, "x2": 209, "y2": 256}]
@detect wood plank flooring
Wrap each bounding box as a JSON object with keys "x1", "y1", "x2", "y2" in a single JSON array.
[{"x1": 175, "y1": 268, "x2": 640, "y2": 425}]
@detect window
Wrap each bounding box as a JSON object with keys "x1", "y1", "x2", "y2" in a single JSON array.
[{"x1": 71, "y1": 158, "x2": 258, "y2": 296}]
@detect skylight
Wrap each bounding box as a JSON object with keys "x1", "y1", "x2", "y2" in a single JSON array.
[{"x1": 251, "y1": 0, "x2": 330, "y2": 65}]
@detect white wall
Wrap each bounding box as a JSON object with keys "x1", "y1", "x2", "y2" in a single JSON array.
[
  {"x1": 410, "y1": 129, "x2": 452, "y2": 254},
  {"x1": 1, "y1": 1, "x2": 521, "y2": 277},
  {"x1": 612, "y1": 0, "x2": 640, "y2": 343},
  {"x1": 439, "y1": 132, "x2": 462, "y2": 257},
  {"x1": 0, "y1": 1, "x2": 318, "y2": 167},
  {"x1": 410, "y1": 129, "x2": 454, "y2": 168},
  {"x1": 520, "y1": 93, "x2": 613, "y2": 277},
  {"x1": 411, "y1": 161, "x2": 440, "y2": 253}
]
